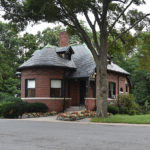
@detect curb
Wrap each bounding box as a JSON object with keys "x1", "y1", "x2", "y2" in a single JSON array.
[{"x1": 15, "y1": 117, "x2": 150, "y2": 127}]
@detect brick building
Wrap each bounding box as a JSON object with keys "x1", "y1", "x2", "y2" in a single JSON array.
[{"x1": 18, "y1": 32, "x2": 130, "y2": 112}]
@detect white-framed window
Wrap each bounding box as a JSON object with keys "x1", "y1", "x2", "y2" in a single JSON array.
[
  {"x1": 50, "y1": 80, "x2": 62, "y2": 97},
  {"x1": 26, "y1": 79, "x2": 36, "y2": 97}
]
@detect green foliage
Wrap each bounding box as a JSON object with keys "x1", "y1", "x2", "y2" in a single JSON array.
[
  {"x1": 0, "y1": 22, "x2": 20, "y2": 95},
  {"x1": 1, "y1": 0, "x2": 149, "y2": 118},
  {"x1": 0, "y1": 92, "x2": 21, "y2": 103},
  {"x1": 113, "y1": 33, "x2": 150, "y2": 105},
  {"x1": 136, "y1": 32, "x2": 150, "y2": 72},
  {"x1": 118, "y1": 94, "x2": 140, "y2": 115},
  {"x1": 19, "y1": 33, "x2": 39, "y2": 61},
  {"x1": 119, "y1": 107, "x2": 129, "y2": 114},
  {"x1": 108, "y1": 105, "x2": 119, "y2": 114},
  {"x1": 0, "y1": 21, "x2": 87, "y2": 97},
  {"x1": 36, "y1": 26, "x2": 65, "y2": 47},
  {"x1": 1, "y1": 0, "x2": 149, "y2": 33},
  {"x1": 141, "y1": 100, "x2": 150, "y2": 114},
  {"x1": 0, "y1": 101, "x2": 48, "y2": 118},
  {"x1": 91, "y1": 114, "x2": 150, "y2": 124},
  {"x1": 131, "y1": 70, "x2": 150, "y2": 105},
  {"x1": 0, "y1": 101, "x2": 26, "y2": 118},
  {"x1": 108, "y1": 32, "x2": 137, "y2": 56},
  {"x1": 24, "y1": 102, "x2": 48, "y2": 113}
]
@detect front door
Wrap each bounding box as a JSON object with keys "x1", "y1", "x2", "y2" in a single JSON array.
[{"x1": 80, "y1": 80, "x2": 86, "y2": 105}]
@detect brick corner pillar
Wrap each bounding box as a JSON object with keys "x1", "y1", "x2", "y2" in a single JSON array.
[
  {"x1": 59, "y1": 32, "x2": 69, "y2": 47},
  {"x1": 85, "y1": 98, "x2": 96, "y2": 111}
]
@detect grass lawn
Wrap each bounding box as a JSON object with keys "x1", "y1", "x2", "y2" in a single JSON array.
[{"x1": 91, "y1": 114, "x2": 150, "y2": 124}]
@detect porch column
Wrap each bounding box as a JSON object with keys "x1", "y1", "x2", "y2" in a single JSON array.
[{"x1": 86, "y1": 78, "x2": 90, "y2": 97}]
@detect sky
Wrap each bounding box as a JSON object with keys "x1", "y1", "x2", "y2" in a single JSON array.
[{"x1": 0, "y1": 1, "x2": 150, "y2": 35}]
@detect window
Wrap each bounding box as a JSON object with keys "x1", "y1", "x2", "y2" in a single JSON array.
[
  {"x1": 26, "y1": 79, "x2": 35, "y2": 97},
  {"x1": 108, "y1": 82, "x2": 116, "y2": 99},
  {"x1": 126, "y1": 84, "x2": 129, "y2": 92},
  {"x1": 120, "y1": 88, "x2": 123, "y2": 92},
  {"x1": 50, "y1": 80, "x2": 62, "y2": 97}
]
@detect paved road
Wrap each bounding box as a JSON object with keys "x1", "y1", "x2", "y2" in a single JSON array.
[{"x1": 0, "y1": 119, "x2": 150, "y2": 150}]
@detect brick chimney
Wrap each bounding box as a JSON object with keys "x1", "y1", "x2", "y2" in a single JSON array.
[{"x1": 59, "y1": 32, "x2": 69, "y2": 47}]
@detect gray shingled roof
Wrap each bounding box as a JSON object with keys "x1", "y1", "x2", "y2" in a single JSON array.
[
  {"x1": 19, "y1": 47, "x2": 76, "y2": 70},
  {"x1": 69, "y1": 44, "x2": 130, "y2": 78},
  {"x1": 107, "y1": 62, "x2": 130, "y2": 75},
  {"x1": 69, "y1": 45, "x2": 96, "y2": 78},
  {"x1": 19, "y1": 44, "x2": 130, "y2": 77}
]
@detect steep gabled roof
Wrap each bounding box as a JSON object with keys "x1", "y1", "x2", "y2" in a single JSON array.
[
  {"x1": 68, "y1": 44, "x2": 130, "y2": 78},
  {"x1": 69, "y1": 45, "x2": 96, "y2": 78},
  {"x1": 19, "y1": 47, "x2": 76, "y2": 70},
  {"x1": 19, "y1": 44, "x2": 130, "y2": 77},
  {"x1": 107, "y1": 62, "x2": 130, "y2": 75}
]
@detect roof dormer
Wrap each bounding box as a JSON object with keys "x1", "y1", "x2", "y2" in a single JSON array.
[{"x1": 56, "y1": 46, "x2": 74, "y2": 60}]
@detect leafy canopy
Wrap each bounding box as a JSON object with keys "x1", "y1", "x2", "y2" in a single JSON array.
[{"x1": 1, "y1": 0, "x2": 149, "y2": 56}]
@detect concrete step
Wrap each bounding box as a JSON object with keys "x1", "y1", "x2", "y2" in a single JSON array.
[{"x1": 65, "y1": 106, "x2": 85, "y2": 112}]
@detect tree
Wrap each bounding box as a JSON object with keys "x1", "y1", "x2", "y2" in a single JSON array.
[
  {"x1": 0, "y1": 23, "x2": 70, "y2": 96},
  {"x1": 136, "y1": 32, "x2": 150, "y2": 72},
  {"x1": 36, "y1": 25, "x2": 65, "y2": 47},
  {"x1": 111, "y1": 32, "x2": 150, "y2": 105},
  {"x1": 1, "y1": 0, "x2": 150, "y2": 117},
  {"x1": 0, "y1": 22, "x2": 20, "y2": 95}
]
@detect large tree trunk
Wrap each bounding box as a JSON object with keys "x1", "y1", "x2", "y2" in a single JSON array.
[
  {"x1": 95, "y1": 0, "x2": 109, "y2": 117},
  {"x1": 96, "y1": 33, "x2": 108, "y2": 117},
  {"x1": 96, "y1": 55, "x2": 108, "y2": 117}
]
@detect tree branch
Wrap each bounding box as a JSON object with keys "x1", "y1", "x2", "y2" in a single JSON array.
[
  {"x1": 90, "y1": 5, "x2": 102, "y2": 31},
  {"x1": 109, "y1": 13, "x2": 150, "y2": 48},
  {"x1": 83, "y1": 9, "x2": 100, "y2": 50},
  {"x1": 111, "y1": 0, "x2": 127, "y2": 3},
  {"x1": 58, "y1": 0, "x2": 99, "y2": 60},
  {"x1": 109, "y1": 0, "x2": 134, "y2": 34}
]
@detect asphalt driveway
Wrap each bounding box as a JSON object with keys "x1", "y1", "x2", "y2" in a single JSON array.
[{"x1": 0, "y1": 119, "x2": 150, "y2": 150}]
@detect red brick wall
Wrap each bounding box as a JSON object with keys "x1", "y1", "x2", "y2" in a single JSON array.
[
  {"x1": 85, "y1": 98, "x2": 117, "y2": 111},
  {"x1": 21, "y1": 67, "x2": 65, "y2": 98},
  {"x1": 85, "y1": 72, "x2": 129, "y2": 111},
  {"x1": 107, "y1": 72, "x2": 129, "y2": 98},
  {"x1": 85, "y1": 98, "x2": 96, "y2": 111},
  {"x1": 88, "y1": 72, "x2": 129, "y2": 99},
  {"x1": 21, "y1": 67, "x2": 129, "y2": 111}
]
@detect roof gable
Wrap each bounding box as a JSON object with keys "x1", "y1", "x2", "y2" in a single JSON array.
[
  {"x1": 19, "y1": 44, "x2": 130, "y2": 77},
  {"x1": 19, "y1": 47, "x2": 76, "y2": 70}
]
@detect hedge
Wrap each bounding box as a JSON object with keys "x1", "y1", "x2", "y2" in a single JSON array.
[{"x1": 0, "y1": 101, "x2": 48, "y2": 118}]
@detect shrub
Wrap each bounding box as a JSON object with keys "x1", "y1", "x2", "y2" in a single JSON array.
[
  {"x1": 118, "y1": 94, "x2": 140, "y2": 115},
  {"x1": 0, "y1": 92, "x2": 21, "y2": 103},
  {"x1": 108, "y1": 105, "x2": 119, "y2": 114},
  {"x1": 0, "y1": 101, "x2": 26, "y2": 118},
  {"x1": 119, "y1": 106, "x2": 128, "y2": 114},
  {"x1": 128, "y1": 109, "x2": 136, "y2": 115},
  {"x1": 0, "y1": 103, "x2": 3, "y2": 117},
  {"x1": 0, "y1": 101, "x2": 48, "y2": 118},
  {"x1": 25, "y1": 102, "x2": 48, "y2": 113},
  {"x1": 141, "y1": 100, "x2": 150, "y2": 114}
]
